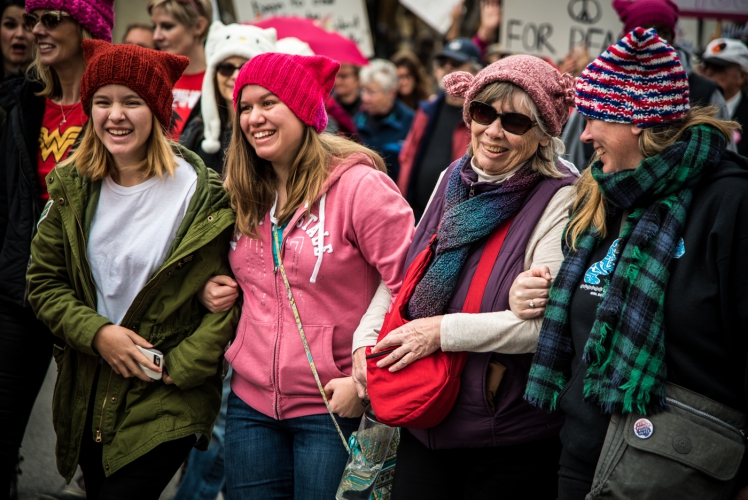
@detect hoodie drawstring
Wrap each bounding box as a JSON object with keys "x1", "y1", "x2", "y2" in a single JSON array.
[{"x1": 310, "y1": 193, "x2": 327, "y2": 283}]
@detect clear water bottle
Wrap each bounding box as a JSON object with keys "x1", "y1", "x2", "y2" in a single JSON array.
[{"x1": 336, "y1": 407, "x2": 397, "y2": 500}]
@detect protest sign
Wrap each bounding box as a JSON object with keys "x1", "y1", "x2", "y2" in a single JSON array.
[
  {"x1": 399, "y1": 0, "x2": 456, "y2": 34},
  {"x1": 232, "y1": 0, "x2": 374, "y2": 57},
  {"x1": 500, "y1": 0, "x2": 623, "y2": 59},
  {"x1": 673, "y1": 0, "x2": 748, "y2": 21}
]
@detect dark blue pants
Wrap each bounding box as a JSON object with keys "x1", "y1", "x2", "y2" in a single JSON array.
[{"x1": 224, "y1": 391, "x2": 359, "y2": 500}]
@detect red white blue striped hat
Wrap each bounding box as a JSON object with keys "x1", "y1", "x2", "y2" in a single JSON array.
[{"x1": 575, "y1": 27, "x2": 689, "y2": 128}]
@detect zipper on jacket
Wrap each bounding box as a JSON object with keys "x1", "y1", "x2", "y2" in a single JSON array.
[
  {"x1": 666, "y1": 397, "x2": 747, "y2": 440},
  {"x1": 96, "y1": 371, "x2": 113, "y2": 443},
  {"x1": 469, "y1": 182, "x2": 475, "y2": 198}
]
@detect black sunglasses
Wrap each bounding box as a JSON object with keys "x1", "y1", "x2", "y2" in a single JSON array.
[
  {"x1": 468, "y1": 101, "x2": 537, "y2": 136},
  {"x1": 216, "y1": 62, "x2": 244, "y2": 77},
  {"x1": 435, "y1": 56, "x2": 465, "y2": 69},
  {"x1": 23, "y1": 10, "x2": 70, "y2": 32}
]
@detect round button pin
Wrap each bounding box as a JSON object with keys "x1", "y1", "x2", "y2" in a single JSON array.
[{"x1": 633, "y1": 418, "x2": 654, "y2": 439}]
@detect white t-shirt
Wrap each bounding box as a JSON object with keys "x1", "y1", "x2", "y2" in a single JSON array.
[{"x1": 88, "y1": 157, "x2": 197, "y2": 325}]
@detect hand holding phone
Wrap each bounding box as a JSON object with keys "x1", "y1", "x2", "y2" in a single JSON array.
[{"x1": 136, "y1": 345, "x2": 164, "y2": 380}]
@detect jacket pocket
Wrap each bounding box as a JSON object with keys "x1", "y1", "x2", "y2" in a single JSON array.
[
  {"x1": 277, "y1": 323, "x2": 346, "y2": 397},
  {"x1": 226, "y1": 316, "x2": 275, "y2": 388}
]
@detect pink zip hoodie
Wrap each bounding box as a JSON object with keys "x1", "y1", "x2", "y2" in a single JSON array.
[{"x1": 227, "y1": 153, "x2": 415, "y2": 420}]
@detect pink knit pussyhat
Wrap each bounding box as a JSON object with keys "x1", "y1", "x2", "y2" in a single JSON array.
[
  {"x1": 612, "y1": 0, "x2": 679, "y2": 36},
  {"x1": 443, "y1": 55, "x2": 575, "y2": 137},
  {"x1": 233, "y1": 52, "x2": 339, "y2": 134},
  {"x1": 26, "y1": 0, "x2": 114, "y2": 42}
]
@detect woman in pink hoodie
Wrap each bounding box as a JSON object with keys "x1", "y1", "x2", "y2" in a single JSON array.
[{"x1": 201, "y1": 53, "x2": 414, "y2": 499}]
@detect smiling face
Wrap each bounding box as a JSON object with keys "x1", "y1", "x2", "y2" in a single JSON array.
[
  {"x1": 470, "y1": 94, "x2": 548, "y2": 176},
  {"x1": 216, "y1": 56, "x2": 248, "y2": 106},
  {"x1": 151, "y1": 7, "x2": 200, "y2": 56},
  {"x1": 579, "y1": 118, "x2": 643, "y2": 173},
  {"x1": 92, "y1": 84, "x2": 153, "y2": 169},
  {"x1": 238, "y1": 84, "x2": 306, "y2": 171},
  {"x1": 1, "y1": 5, "x2": 34, "y2": 73},
  {"x1": 31, "y1": 9, "x2": 82, "y2": 70}
]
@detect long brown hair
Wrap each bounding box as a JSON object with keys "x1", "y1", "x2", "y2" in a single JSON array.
[
  {"x1": 224, "y1": 117, "x2": 387, "y2": 239},
  {"x1": 565, "y1": 107, "x2": 741, "y2": 250},
  {"x1": 390, "y1": 50, "x2": 432, "y2": 109}
]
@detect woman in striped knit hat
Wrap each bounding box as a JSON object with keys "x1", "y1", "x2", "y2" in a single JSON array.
[{"x1": 516, "y1": 28, "x2": 747, "y2": 499}]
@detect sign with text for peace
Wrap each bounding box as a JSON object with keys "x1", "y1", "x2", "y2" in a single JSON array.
[
  {"x1": 233, "y1": 0, "x2": 374, "y2": 57},
  {"x1": 500, "y1": 0, "x2": 623, "y2": 60},
  {"x1": 673, "y1": 0, "x2": 748, "y2": 21},
  {"x1": 399, "y1": 0, "x2": 456, "y2": 34}
]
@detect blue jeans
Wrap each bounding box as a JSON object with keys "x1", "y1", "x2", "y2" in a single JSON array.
[
  {"x1": 224, "y1": 391, "x2": 359, "y2": 500},
  {"x1": 173, "y1": 368, "x2": 232, "y2": 500}
]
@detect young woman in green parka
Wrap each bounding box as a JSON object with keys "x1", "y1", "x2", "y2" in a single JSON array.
[{"x1": 26, "y1": 40, "x2": 238, "y2": 499}]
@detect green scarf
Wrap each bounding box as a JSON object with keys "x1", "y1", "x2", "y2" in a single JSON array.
[{"x1": 525, "y1": 124, "x2": 726, "y2": 415}]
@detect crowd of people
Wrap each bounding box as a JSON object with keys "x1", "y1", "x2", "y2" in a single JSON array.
[{"x1": 0, "y1": 0, "x2": 747, "y2": 499}]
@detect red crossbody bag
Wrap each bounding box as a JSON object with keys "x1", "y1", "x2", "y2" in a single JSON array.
[{"x1": 366, "y1": 218, "x2": 512, "y2": 428}]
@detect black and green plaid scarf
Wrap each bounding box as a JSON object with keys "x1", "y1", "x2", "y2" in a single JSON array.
[{"x1": 525, "y1": 124, "x2": 726, "y2": 415}]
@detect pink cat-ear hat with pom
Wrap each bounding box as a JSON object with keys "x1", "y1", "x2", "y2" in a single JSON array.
[{"x1": 443, "y1": 55, "x2": 575, "y2": 137}]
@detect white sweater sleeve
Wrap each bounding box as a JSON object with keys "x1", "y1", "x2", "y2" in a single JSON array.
[
  {"x1": 440, "y1": 185, "x2": 575, "y2": 354},
  {"x1": 351, "y1": 280, "x2": 392, "y2": 354}
]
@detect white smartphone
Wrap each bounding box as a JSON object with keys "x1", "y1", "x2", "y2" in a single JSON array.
[{"x1": 136, "y1": 345, "x2": 163, "y2": 380}]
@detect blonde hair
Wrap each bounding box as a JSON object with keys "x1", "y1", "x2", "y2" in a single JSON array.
[
  {"x1": 28, "y1": 25, "x2": 93, "y2": 99},
  {"x1": 147, "y1": 0, "x2": 212, "y2": 43},
  {"x1": 224, "y1": 120, "x2": 387, "y2": 239},
  {"x1": 59, "y1": 114, "x2": 178, "y2": 181},
  {"x1": 467, "y1": 81, "x2": 566, "y2": 179},
  {"x1": 565, "y1": 107, "x2": 741, "y2": 250}
]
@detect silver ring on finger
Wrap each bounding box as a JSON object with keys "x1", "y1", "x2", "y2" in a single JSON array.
[{"x1": 530, "y1": 299, "x2": 536, "y2": 308}]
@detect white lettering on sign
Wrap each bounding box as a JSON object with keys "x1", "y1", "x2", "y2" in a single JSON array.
[
  {"x1": 233, "y1": 0, "x2": 374, "y2": 57},
  {"x1": 501, "y1": 0, "x2": 623, "y2": 59}
]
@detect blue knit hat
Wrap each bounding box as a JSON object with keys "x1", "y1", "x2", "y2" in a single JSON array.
[{"x1": 575, "y1": 27, "x2": 690, "y2": 128}]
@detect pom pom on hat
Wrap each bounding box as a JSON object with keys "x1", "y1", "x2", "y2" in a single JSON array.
[
  {"x1": 80, "y1": 40, "x2": 189, "y2": 129},
  {"x1": 444, "y1": 55, "x2": 575, "y2": 137},
  {"x1": 575, "y1": 27, "x2": 689, "y2": 128},
  {"x1": 200, "y1": 21, "x2": 277, "y2": 154},
  {"x1": 233, "y1": 53, "x2": 339, "y2": 134},
  {"x1": 26, "y1": 0, "x2": 114, "y2": 42},
  {"x1": 612, "y1": 0, "x2": 679, "y2": 37}
]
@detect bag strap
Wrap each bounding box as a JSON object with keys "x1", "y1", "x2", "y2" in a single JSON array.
[
  {"x1": 273, "y1": 227, "x2": 351, "y2": 453},
  {"x1": 462, "y1": 217, "x2": 513, "y2": 314}
]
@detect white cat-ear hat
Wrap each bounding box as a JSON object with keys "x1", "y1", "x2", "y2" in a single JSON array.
[{"x1": 201, "y1": 21, "x2": 278, "y2": 154}]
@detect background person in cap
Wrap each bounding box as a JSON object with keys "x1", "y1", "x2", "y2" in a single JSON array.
[
  {"x1": 354, "y1": 59, "x2": 415, "y2": 183},
  {"x1": 148, "y1": 0, "x2": 212, "y2": 141},
  {"x1": 398, "y1": 37, "x2": 482, "y2": 219},
  {"x1": 0, "y1": 0, "x2": 113, "y2": 496},
  {"x1": 194, "y1": 52, "x2": 413, "y2": 499},
  {"x1": 521, "y1": 28, "x2": 746, "y2": 500},
  {"x1": 26, "y1": 39, "x2": 238, "y2": 499},
  {"x1": 701, "y1": 38, "x2": 748, "y2": 156},
  {"x1": 370, "y1": 54, "x2": 578, "y2": 500}
]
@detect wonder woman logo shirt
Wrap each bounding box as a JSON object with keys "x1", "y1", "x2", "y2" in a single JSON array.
[{"x1": 37, "y1": 99, "x2": 87, "y2": 201}]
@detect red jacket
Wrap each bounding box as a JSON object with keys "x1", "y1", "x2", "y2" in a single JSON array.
[{"x1": 397, "y1": 93, "x2": 470, "y2": 200}]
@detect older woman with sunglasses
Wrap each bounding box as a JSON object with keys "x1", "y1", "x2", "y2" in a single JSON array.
[
  {"x1": 0, "y1": 0, "x2": 112, "y2": 496},
  {"x1": 368, "y1": 56, "x2": 578, "y2": 499}
]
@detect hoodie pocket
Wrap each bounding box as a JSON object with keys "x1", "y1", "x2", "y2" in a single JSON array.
[
  {"x1": 277, "y1": 323, "x2": 347, "y2": 397},
  {"x1": 226, "y1": 315, "x2": 275, "y2": 388}
]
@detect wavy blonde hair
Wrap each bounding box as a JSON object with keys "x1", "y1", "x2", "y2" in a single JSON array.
[
  {"x1": 565, "y1": 107, "x2": 741, "y2": 250},
  {"x1": 27, "y1": 24, "x2": 92, "y2": 99},
  {"x1": 59, "y1": 114, "x2": 178, "y2": 181},
  {"x1": 466, "y1": 81, "x2": 566, "y2": 179},
  {"x1": 224, "y1": 118, "x2": 387, "y2": 239},
  {"x1": 147, "y1": 0, "x2": 212, "y2": 43}
]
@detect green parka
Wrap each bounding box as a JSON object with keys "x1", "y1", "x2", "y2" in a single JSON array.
[{"x1": 26, "y1": 145, "x2": 239, "y2": 481}]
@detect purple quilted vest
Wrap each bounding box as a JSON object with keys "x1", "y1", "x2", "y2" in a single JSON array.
[{"x1": 406, "y1": 156, "x2": 574, "y2": 449}]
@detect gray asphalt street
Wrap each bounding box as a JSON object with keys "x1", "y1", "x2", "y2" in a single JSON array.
[{"x1": 16, "y1": 361, "x2": 179, "y2": 500}]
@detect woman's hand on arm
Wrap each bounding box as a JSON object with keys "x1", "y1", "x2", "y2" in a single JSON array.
[
  {"x1": 509, "y1": 266, "x2": 553, "y2": 320},
  {"x1": 92, "y1": 325, "x2": 161, "y2": 383},
  {"x1": 324, "y1": 377, "x2": 365, "y2": 418},
  {"x1": 352, "y1": 347, "x2": 368, "y2": 400},
  {"x1": 197, "y1": 275, "x2": 239, "y2": 313},
  {"x1": 372, "y1": 316, "x2": 443, "y2": 373}
]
